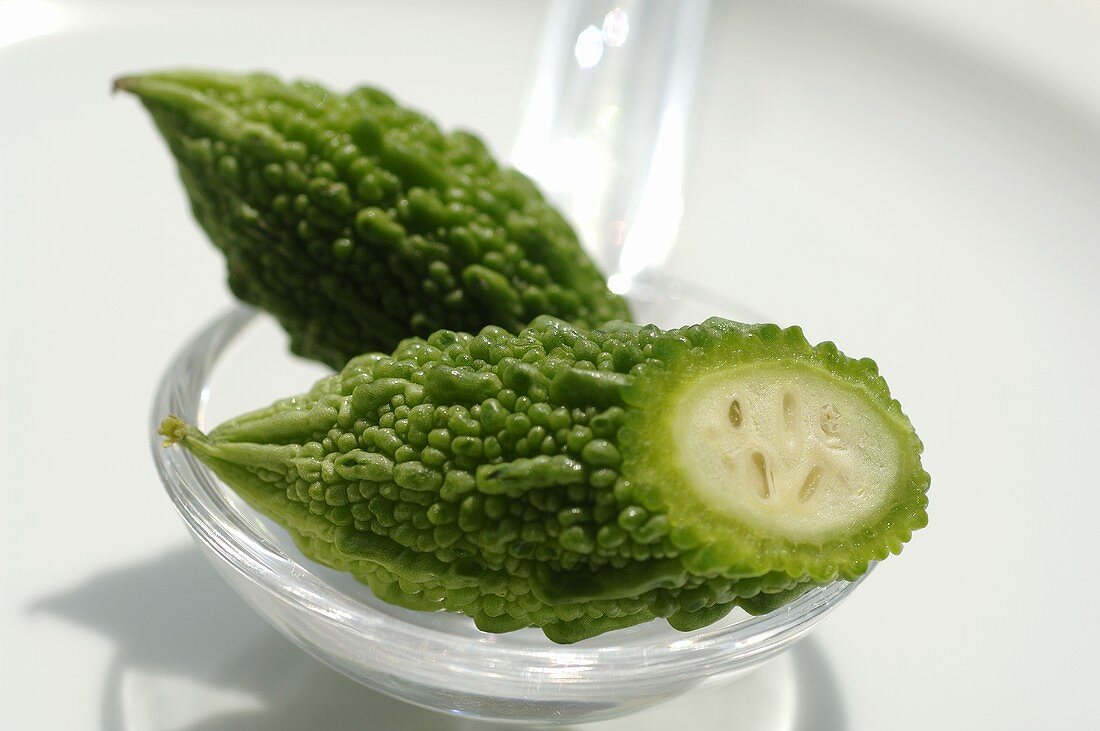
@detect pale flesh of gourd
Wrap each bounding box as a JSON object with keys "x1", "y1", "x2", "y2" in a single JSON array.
[{"x1": 672, "y1": 365, "x2": 901, "y2": 543}]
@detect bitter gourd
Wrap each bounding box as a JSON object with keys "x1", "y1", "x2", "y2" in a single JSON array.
[
  {"x1": 160, "y1": 317, "x2": 928, "y2": 642},
  {"x1": 117, "y1": 70, "x2": 630, "y2": 368}
]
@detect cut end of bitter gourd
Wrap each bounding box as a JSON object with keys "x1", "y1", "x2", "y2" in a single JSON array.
[
  {"x1": 672, "y1": 364, "x2": 900, "y2": 543},
  {"x1": 625, "y1": 321, "x2": 928, "y2": 583}
]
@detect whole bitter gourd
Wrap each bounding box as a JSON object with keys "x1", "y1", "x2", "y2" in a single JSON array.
[
  {"x1": 160, "y1": 316, "x2": 928, "y2": 643},
  {"x1": 117, "y1": 70, "x2": 630, "y2": 368}
]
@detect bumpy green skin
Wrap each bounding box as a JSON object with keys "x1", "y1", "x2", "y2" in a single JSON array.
[
  {"x1": 118, "y1": 70, "x2": 630, "y2": 368},
  {"x1": 161, "y1": 317, "x2": 928, "y2": 643}
]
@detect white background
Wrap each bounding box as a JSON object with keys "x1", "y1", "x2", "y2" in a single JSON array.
[{"x1": 2, "y1": 1, "x2": 1099, "y2": 728}]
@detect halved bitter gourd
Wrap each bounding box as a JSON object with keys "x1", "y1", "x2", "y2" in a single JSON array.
[{"x1": 160, "y1": 316, "x2": 928, "y2": 641}]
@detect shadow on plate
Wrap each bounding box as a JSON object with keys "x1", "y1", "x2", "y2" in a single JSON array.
[{"x1": 33, "y1": 545, "x2": 846, "y2": 731}]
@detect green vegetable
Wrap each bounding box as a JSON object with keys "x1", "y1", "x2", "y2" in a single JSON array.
[
  {"x1": 160, "y1": 317, "x2": 929, "y2": 642},
  {"x1": 117, "y1": 69, "x2": 630, "y2": 369}
]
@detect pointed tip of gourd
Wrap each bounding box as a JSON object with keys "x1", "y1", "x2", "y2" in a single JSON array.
[
  {"x1": 157, "y1": 415, "x2": 190, "y2": 447},
  {"x1": 112, "y1": 75, "x2": 139, "y2": 95},
  {"x1": 111, "y1": 73, "x2": 172, "y2": 102}
]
